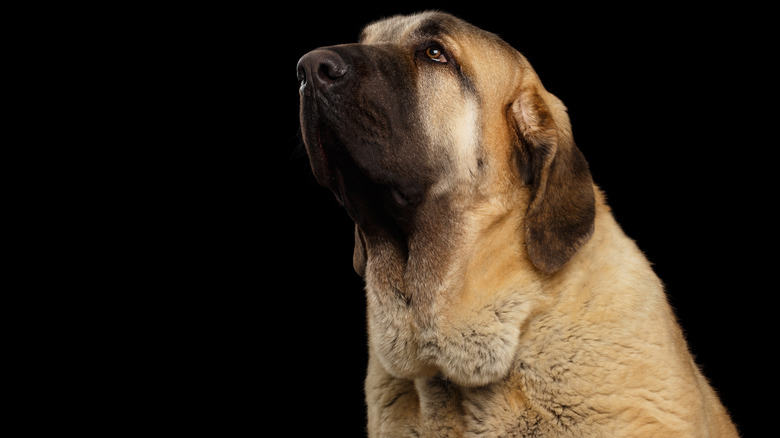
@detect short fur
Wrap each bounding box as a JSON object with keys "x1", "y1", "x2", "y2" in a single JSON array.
[{"x1": 298, "y1": 11, "x2": 738, "y2": 437}]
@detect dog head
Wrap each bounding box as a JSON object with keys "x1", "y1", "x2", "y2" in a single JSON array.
[{"x1": 298, "y1": 11, "x2": 594, "y2": 277}]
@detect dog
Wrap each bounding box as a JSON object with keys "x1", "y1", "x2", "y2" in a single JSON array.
[{"x1": 297, "y1": 11, "x2": 738, "y2": 437}]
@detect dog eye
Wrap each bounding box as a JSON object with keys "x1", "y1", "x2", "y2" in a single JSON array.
[{"x1": 424, "y1": 46, "x2": 448, "y2": 63}]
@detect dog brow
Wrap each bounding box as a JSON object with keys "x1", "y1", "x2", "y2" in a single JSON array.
[{"x1": 414, "y1": 19, "x2": 448, "y2": 41}]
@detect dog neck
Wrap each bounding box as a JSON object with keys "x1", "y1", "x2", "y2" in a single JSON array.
[{"x1": 361, "y1": 188, "x2": 549, "y2": 386}]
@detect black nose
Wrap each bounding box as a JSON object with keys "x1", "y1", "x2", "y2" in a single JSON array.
[{"x1": 297, "y1": 49, "x2": 349, "y2": 94}]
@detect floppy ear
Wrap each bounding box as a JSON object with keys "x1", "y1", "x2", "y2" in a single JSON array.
[
  {"x1": 511, "y1": 85, "x2": 595, "y2": 273},
  {"x1": 353, "y1": 225, "x2": 367, "y2": 277}
]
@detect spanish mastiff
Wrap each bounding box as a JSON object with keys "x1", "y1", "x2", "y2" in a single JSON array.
[{"x1": 297, "y1": 11, "x2": 738, "y2": 437}]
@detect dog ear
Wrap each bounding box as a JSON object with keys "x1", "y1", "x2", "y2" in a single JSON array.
[
  {"x1": 353, "y1": 225, "x2": 367, "y2": 277},
  {"x1": 511, "y1": 85, "x2": 595, "y2": 273}
]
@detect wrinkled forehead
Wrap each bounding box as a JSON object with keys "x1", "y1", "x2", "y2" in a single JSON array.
[{"x1": 359, "y1": 11, "x2": 475, "y2": 44}]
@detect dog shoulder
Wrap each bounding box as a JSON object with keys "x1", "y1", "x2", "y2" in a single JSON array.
[{"x1": 507, "y1": 190, "x2": 737, "y2": 436}]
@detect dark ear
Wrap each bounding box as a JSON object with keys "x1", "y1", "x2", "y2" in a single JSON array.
[
  {"x1": 511, "y1": 86, "x2": 595, "y2": 273},
  {"x1": 353, "y1": 225, "x2": 367, "y2": 277}
]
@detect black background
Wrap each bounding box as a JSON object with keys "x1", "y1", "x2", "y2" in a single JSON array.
[{"x1": 148, "y1": 3, "x2": 769, "y2": 435}]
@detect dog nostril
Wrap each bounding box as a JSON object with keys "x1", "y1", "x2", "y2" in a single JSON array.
[{"x1": 319, "y1": 62, "x2": 346, "y2": 81}]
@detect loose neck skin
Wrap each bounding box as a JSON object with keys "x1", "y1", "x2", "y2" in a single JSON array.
[
  {"x1": 364, "y1": 185, "x2": 679, "y2": 387},
  {"x1": 362, "y1": 184, "x2": 544, "y2": 387}
]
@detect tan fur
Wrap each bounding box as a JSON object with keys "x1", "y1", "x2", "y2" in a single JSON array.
[{"x1": 308, "y1": 11, "x2": 739, "y2": 437}]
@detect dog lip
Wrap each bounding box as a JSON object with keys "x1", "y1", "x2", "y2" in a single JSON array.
[
  {"x1": 305, "y1": 121, "x2": 356, "y2": 196},
  {"x1": 300, "y1": 104, "x2": 335, "y2": 189}
]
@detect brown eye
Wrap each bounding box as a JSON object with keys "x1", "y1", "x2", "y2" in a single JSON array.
[{"x1": 425, "y1": 46, "x2": 447, "y2": 63}]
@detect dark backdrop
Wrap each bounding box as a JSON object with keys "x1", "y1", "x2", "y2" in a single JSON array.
[{"x1": 155, "y1": 3, "x2": 767, "y2": 435}]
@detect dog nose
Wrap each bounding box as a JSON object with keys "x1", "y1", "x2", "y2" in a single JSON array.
[{"x1": 297, "y1": 49, "x2": 349, "y2": 93}]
